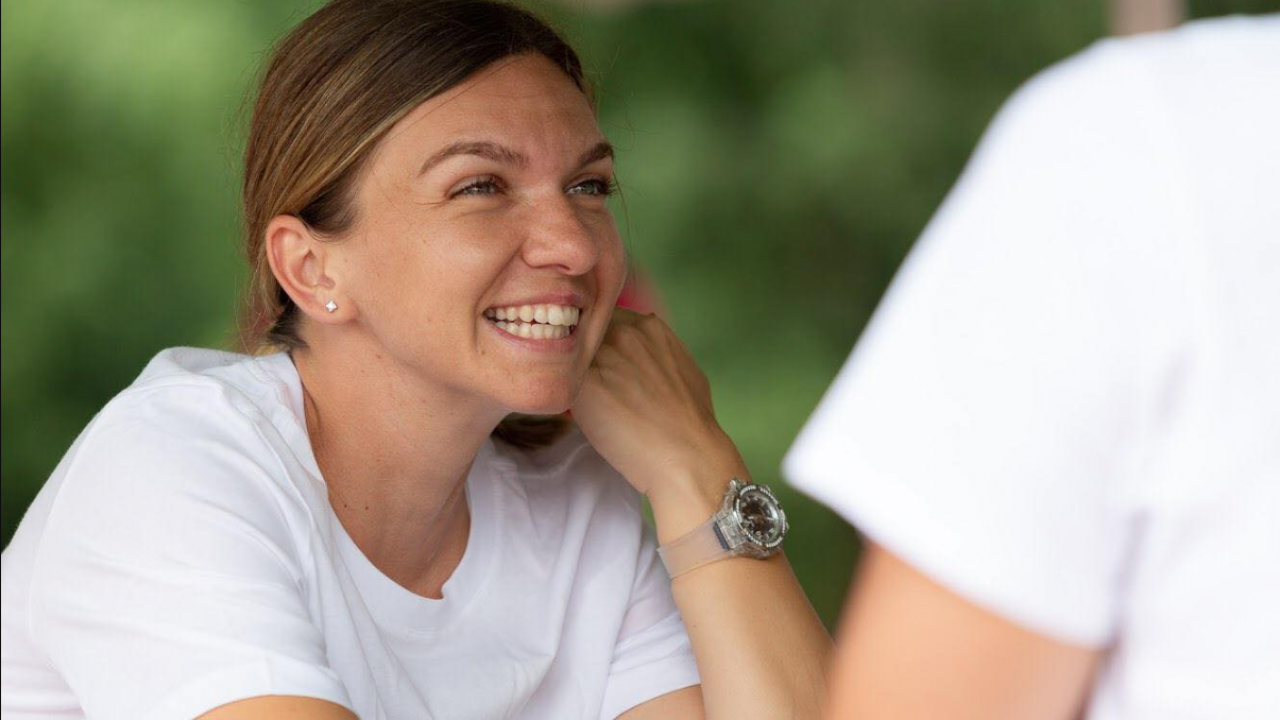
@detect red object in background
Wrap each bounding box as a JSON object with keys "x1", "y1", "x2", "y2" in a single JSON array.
[{"x1": 615, "y1": 268, "x2": 664, "y2": 316}]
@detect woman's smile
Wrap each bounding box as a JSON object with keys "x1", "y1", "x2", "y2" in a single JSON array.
[{"x1": 482, "y1": 296, "x2": 585, "y2": 353}]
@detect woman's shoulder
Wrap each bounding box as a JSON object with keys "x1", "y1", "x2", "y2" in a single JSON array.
[
  {"x1": 120, "y1": 346, "x2": 291, "y2": 414},
  {"x1": 87, "y1": 346, "x2": 306, "y2": 453},
  {"x1": 10, "y1": 349, "x2": 323, "y2": 625},
  {"x1": 33, "y1": 347, "x2": 320, "y2": 556}
]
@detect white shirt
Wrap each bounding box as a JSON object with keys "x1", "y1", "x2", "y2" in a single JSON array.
[
  {"x1": 784, "y1": 15, "x2": 1280, "y2": 720},
  {"x1": 1, "y1": 347, "x2": 700, "y2": 720}
]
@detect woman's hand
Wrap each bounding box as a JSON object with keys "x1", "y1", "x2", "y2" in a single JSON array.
[
  {"x1": 576, "y1": 311, "x2": 835, "y2": 720},
  {"x1": 571, "y1": 309, "x2": 746, "y2": 518}
]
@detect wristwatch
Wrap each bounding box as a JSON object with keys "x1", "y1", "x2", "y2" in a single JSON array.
[{"x1": 656, "y1": 478, "x2": 789, "y2": 578}]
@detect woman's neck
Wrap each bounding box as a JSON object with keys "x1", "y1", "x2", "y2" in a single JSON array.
[{"x1": 291, "y1": 341, "x2": 504, "y2": 598}]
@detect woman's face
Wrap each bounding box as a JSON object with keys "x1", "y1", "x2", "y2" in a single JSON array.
[{"x1": 333, "y1": 53, "x2": 626, "y2": 415}]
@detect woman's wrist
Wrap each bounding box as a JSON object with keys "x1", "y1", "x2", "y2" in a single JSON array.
[{"x1": 645, "y1": 440, "x2": 750, "y2": 546}]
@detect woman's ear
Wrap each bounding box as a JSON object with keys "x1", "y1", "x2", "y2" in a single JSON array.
[{"x1": 264, "y1": 214, "x2": 352, "y2": 323}]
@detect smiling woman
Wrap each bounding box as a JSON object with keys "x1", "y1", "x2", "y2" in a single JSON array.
[
  {"x1": 239, "y1": 0, "x2": 623, "y2": 441},
  {"x1": 0, "y1": 1, "x2": 832, "y2": 719},
  {"x1": 255, "y1": 49, "x2": 626, "y2": 431}
]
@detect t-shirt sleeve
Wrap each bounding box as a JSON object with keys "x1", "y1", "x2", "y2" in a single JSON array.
[
  {"x1": 783, "y1": 49, "x2": 1188, "y2": 647},
  {"x1": 598, "y1": 513, "x2": 701, "y2": 720},
  {"x1": 28, "y1": 384, "x2": 353, "y2": 720}
]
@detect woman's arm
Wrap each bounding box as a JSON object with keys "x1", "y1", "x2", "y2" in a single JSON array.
[
  {"x1": 200, "y1": 696, "x2": 357, "y2": 720},
  {"x1": 572, "y1": 310, "x2": 834, "y2": 720},
  {"x1": 648, "y1": 462, "x2": 834, "y2": 720},
  {"x1": 823, "y1": 543, "x2": 1100, "y2": 720}
]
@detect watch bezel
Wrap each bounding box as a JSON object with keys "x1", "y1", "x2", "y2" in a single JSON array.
[{"x1": 718, "y1": 478, "x2": 788, "y2": 556}]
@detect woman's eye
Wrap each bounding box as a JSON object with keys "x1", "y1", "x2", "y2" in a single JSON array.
[
  {"x1": 453, "y1": 177, "x2": 615, "y2": 199},
  {"x1": 568, "y1": 178, "x2": 617, "y2": 197},
  {"x1": 454, "y1": 178, "x2": 501, "y2": 197}
]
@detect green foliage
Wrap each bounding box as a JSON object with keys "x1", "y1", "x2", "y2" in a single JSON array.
[{"x1": 3, "y1": 0, "x2": 1271, "y2": 627}]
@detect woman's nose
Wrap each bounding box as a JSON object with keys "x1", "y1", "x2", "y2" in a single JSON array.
[{"x1": 519, "y1": 196, "x2": 601, "y2": 276}]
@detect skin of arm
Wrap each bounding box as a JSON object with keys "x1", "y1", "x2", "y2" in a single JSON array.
[
  {"x1": 822, "y1": 542, "x2": 1101, "y2": 720},
  {"x1": 198, "y1": 696, "x2": 357, "y2": 719},
  {"x1": 573, "y1": 309, "x2": 835, "y2": 720}
]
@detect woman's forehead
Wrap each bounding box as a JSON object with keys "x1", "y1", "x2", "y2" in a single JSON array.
[{"x1": 384, "y1": 54, "x2": 602, "y2": 166}]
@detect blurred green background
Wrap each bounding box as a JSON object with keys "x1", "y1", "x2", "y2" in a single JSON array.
[{"x1": 3, "y1": 0, "x2": 1274, "y2": 629}]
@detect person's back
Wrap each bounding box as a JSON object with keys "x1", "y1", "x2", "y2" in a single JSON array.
[{"x1": 786, "y1": 15, "x2": 1280, "y2": 719}]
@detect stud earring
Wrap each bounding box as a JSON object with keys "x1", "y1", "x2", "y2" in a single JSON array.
[{"x1": 324, "y1": 300, "x2": 338, "y2": 313}]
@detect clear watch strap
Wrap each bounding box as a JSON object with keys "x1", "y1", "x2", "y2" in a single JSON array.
[{"x1": 657, "y1": 515, "x2": 734, "y2": 579}]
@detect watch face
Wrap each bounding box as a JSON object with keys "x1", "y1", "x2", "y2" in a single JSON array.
[{"x1": 735, "y1": 485, "x2": 786, "y2": 548}]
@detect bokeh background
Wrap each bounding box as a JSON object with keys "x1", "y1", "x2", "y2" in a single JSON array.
[{"x1": 3, "y1": 0, "x2": 1274, "y2": 628}]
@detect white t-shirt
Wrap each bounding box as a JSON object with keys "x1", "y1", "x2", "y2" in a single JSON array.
[
  {"x1": 1, "y1": 347, "x2": 700, "y2": 720},
  {"x1": 784, "y1": 15, "x2": 1280, "y2": 720}
]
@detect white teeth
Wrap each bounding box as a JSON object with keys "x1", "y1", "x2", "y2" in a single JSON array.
[
  {"x1": 493, "y1": 320, "x2": 572, "y2": 340},
  {"x1": 485, "y1": 303, "x2": 581, "y2": 332}
]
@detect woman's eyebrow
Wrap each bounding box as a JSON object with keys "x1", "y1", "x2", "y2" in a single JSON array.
[
  {"x1": 416, "y1": 139, "x2": 614, "y2": 177},
  {"x1": 418, "y1": 141, "x2": 528, "y2": 176},
  {"x1": 576, "y1": 141, "x2": 614, "y2": 168}
]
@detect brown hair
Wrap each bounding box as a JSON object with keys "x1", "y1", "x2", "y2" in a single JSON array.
[{"x1": 239, "y1": 0, "x2": 588, "y2": 448}]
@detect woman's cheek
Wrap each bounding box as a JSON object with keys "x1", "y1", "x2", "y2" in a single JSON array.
[{"x1": 603, "y1": 237, "x2": 629, "y2": 298}]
